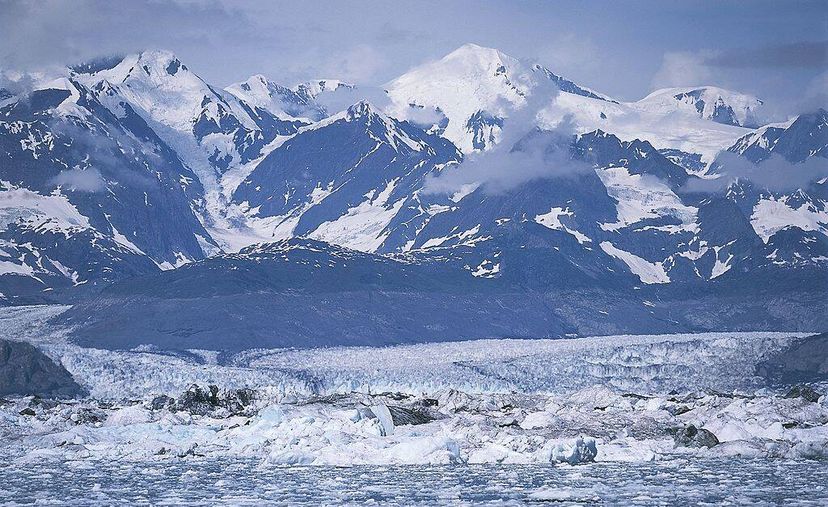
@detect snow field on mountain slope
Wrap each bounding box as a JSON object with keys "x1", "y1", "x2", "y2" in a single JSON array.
[
  {"x1": 596, "y1": 166, "x2": 697, "y2": 232},
  {"x1": 548, "y1": 93, "x2": 750, "y2": 164},
  {"x1": 0, "y1": 185, "x2": 98, "y2": 275},
  {"x1": 636, "y1": 86, "x2": 764, "y2": 127},
  {"x1": 751, "y1": 196, "x2": 828, "y2": 243},
  {"x1": 307, "y1": 178, "x2": 407, "y2": 252}
]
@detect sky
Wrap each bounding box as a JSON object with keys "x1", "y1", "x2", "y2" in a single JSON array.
[{"x1": 1, "y1": 0, "x2": 826, "y2": 116}]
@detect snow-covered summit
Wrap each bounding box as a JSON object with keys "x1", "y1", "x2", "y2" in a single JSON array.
[
  {"x1": 1, "y1": 45, "x2": 825, "y2": 314},
  {"x1": 303, "y1": 100, "x2": 409, "y2": 132},
  {"x1": 385, "y1": 43, "x2": 607, "y2": 152},
  {"x1": 70, "y1": 50, "x2": 183, "y2": 81},
  {"x1": 225, "y1": 74, "x2": 326, "y2": 121},
  {"x1": 638, "y1": 86, "x2": 765, "y2": 128},
  {"x1": 385, "y1": 44, "x2": 757, "y2": 158},
  {"x1": 343, "y1": 100, "x2": 386, "y2": 121},
  {"x1": 72, "y1": 50, "x2": 258, "y2": 133}
]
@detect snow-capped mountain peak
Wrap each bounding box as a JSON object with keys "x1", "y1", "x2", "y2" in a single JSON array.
[
  {"x1": 71, "y1": 49, "x2": 255, "y2": 133},
  {"x1": 385, "y1": 44, "x2": 557, "y2": 152},
  {"x1": 297, "y1": 99, "x2": 430, "y2": 155},
  {"x1": 1, "y1": 44, "x2": 825, "y2": 320},
  {"x1": 345, "y1": 100, "x2": 378, "y2": 120},
  {"x1": 72, "y1": 50, "x2": 189, "y2": 87},
  {"x1": 225, "y1": 73, "x2": 282, "y2": 106},
  {"x1": 386, "y1": 43, "x2": 756, "y2": 157},
  {"x1": 225, "y1": 74, "x2": 326, "y2": 122},
  {"x1": 435, "y1": 43, "x2": 517, "y2": 74},
  {"x1": 637, "y1": 86, "x2": 765, "y2": 128}
]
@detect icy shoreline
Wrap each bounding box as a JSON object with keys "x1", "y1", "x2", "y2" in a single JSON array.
[
  {"x1": 2, "y1": 382, "x2": 827, "y2": 467},
  {"x1": 1, "y1": 305, "x2": 826, "y2": 467}
]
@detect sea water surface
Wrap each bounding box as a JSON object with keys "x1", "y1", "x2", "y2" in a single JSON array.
[{"x1": 1, "y1": 458, "x2": 826, "y2": 505}]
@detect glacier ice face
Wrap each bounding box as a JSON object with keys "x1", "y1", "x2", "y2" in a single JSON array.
[{"x1": 1, "y1": 305, "x2": 815, "y2": 399}]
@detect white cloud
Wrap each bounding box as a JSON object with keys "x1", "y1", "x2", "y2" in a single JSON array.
[
  {"x1": 651, "y1": 50, "x2": 719, "y2": 89},
  {"x1": 684, "y1": 152, "x2": 828, "y2": 193},
  {"x1": 424, "y1": 81, "x2": 591, "y2": 195},
  {"x1": 51, "y1": 168, "x2": 106, "y2": 192}
]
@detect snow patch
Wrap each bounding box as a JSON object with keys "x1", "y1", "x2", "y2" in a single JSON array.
[
  {"x1": 534, "y1": 207, "x2": 591, "y2": 244},
  {"x1": 600, "y1": 241, "x2": 670, "y2": 284}
]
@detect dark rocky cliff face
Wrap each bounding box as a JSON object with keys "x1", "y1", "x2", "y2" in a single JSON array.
[
  {"x1": 756, "y1": 332, "x2": 828, "y2": 385},
  {"x1": 0, "y1": 340, "x2": 85, "y2": 398}
]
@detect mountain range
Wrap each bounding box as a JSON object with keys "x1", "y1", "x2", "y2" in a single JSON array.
[{"x1": 1, "y1": 44, "x2": 825, "y2": 349}]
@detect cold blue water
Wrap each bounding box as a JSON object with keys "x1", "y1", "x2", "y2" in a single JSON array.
[{"x1": 1, "y1": 458, "x2": 826, "y2": 505}]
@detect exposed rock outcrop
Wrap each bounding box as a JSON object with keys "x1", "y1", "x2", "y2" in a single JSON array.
[
  {"x1": 0, "y1": 339, "x2": 85, "y2": 398},
  {"x1": 674, "y1": 424, "x2": 719, "y2": 448}
]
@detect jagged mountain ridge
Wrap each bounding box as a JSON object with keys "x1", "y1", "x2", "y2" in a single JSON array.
[
  {"x1": 0, "y1": 76, "x2": 215, "y2": 302},
  {"x1": 384, "y1": 44, "x2": 758, "y2": 163},
  {"x1": 0, "y1": 45, "x2": 824, "y2": 329},
  {"x1": 231, "y1": 101, "x2": 462, "y2": 252}
]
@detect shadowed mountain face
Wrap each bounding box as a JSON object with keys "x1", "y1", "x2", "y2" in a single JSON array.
[
  {"x1": 727, "y1": 109, "x2": 828, "y2": 164},
  {"x1": 58, "y1": 238, "x2": 826, "y2": 352},
  {"x1": 0, "y1": 46, "x2": 825, "y2": 350}
]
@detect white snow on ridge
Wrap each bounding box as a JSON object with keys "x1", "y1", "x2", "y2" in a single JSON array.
[
  {"x1": 727, "y1": 117, "x2": 798, "y2": 157},
  {"x1": 549, "y1": 92, "x2": 750, "y2": 163},
  {"x1": 386, "y1": 44, "x2": 751, "y2": 162},
  {"x1": 637, "y1": 86, "x2": 765, "y2": 128},
  {"x1": 294, "y1": 78, "x2": 356, "y2": 100},
  {"x1": 224, "y1": 75, "x2": 310, "y2": 121},
  {"x1": 74, "y1": 50, "x2": 257, "y2": 133}
]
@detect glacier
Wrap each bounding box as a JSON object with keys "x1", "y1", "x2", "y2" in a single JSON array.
[{"x1": 2, "y1": 306, "x2": 826, "y2": 469}]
